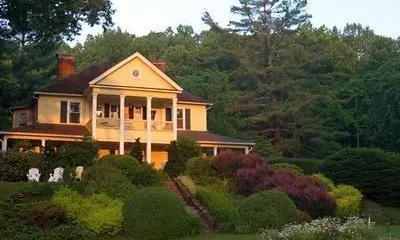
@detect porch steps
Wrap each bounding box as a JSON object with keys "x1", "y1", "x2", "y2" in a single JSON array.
[{"x1": 164, "y1": 178, "x2": 219, "y2": 234}]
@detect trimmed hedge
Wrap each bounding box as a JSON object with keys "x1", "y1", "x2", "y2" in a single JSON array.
[
  {"x1": 268, "y1": 157, "x2": 322, "y2": 175},
  {"x1": 123, "y1": 187, "x2": 202, "y2": 239},
  {"x1": 236, "y1": 190, "x2": 298, "y2": 233},
  {"x1": 320, "y1": 148, "x2": 400, "y2": 206}
]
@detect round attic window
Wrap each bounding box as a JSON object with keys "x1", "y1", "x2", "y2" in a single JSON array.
[{"x1": 132, "y1": 69, "x2": 141, "y2": 79}]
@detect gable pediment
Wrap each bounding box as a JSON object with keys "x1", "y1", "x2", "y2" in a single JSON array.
[{"x1": 89, "y1": 52, "x2": 182, "y2": 91}]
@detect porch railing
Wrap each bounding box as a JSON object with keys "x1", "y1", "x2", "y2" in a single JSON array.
[{"x1": 96, "y1": 118, "x2": 172, "y2": 131}]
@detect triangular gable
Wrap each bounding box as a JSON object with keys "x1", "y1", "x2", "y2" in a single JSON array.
[{"x1": 89, "y1": 52, "x2": 183, "y2": 91}]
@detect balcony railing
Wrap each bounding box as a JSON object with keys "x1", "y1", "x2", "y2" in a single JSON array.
[{"x1": 96, "y1": 118, "x2": 172, "y2": 130}]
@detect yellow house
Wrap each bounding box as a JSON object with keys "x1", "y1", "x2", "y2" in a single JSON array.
[{"x1": 0, "y1": 52, "x2": 254, "y2": 169}]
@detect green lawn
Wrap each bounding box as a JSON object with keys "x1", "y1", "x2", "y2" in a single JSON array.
[{"x1": 375, "y1": 225, "x2": 400, "y2": 237}]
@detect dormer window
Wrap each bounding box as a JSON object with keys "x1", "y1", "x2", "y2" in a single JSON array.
[{"x1": 132, "y1": 69, "x2": 141, "y2": 79}]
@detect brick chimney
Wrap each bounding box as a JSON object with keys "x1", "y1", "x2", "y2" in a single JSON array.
[
  {"x1": 153, "y1": 60, "x2": 167, "y2": 72},
  {"x1": 56, "y1": 54, "x2": 76, "y2": 80}
]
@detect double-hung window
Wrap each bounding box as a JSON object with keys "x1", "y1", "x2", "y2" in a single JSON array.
[
  {"x1": 60, "y1": 101, "x2": 81, "y2": 124},
  {"x1": 177, "y1": 108, "x2": 191, "y2": 130},
  {"x1": 19, "y1": 112, "x2": 27, "y2": 126},
  {"x1": 70, "y1": 102, "x2": 80, "y2": 123}
]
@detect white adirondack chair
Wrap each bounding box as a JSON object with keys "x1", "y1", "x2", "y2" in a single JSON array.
[
  {"x1": 48, "y1": 167, "x2": 64, "y2": 182},
  {"x1": 27, "y1": 168, "x2": 40, "y2": 182},
  {"x1": 75, "y1": 166, "x2": 84, "y2": 181}
]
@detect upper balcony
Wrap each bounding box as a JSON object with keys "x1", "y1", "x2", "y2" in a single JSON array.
[{"x1": 91, "y1": 93, "x2": 177, "y2": 144}]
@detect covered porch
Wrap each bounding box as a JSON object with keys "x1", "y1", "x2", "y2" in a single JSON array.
[{"x1": 91, "y1": 91, "x2": 178, "y2": 164}]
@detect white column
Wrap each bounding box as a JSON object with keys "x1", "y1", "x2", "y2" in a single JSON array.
[
  {"x1": 1, "y1": 137, "x2": 7, "y2": 152},
  {"x1": 146, "y1": 96, "x2": 152, "y2": 164},
  {"x1": 41, "y1": 139, "x2": 46, "y2": 148},
  {"x1": 213, "y1": 146, "x2": 218, "y2": 156},
  {"x1": 120, "y1": 95, "x2": 125, "y2": 155},
  {"x1": 92, "y1": 92, "x2": 98, "y2": 139},
  {"x1": 245, "y1": 147, "x2": 250, "y2": 155},
  {"x1": 172, "y1": 98, "x2": 178, "y2": 140}
]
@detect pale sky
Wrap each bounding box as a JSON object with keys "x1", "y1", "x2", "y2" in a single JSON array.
[{"x1": 73, "y1": 0, "x2": 400, "y2": 45}]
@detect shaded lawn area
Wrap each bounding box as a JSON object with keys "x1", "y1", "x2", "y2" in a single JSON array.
[{"x1": 375, "y1": 225, "x2": 400, "y2": 237}]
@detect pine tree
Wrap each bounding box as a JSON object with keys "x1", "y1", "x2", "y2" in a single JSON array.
[
  {"x1": 230, "y1": 0, "x2": 311, "y2": 67},
  {"x1": 131, "y1": 138, "x2": 143, "y2": 162},
  {"x1": 164, "y1": 141, "x2": 183, "y2": 177}
]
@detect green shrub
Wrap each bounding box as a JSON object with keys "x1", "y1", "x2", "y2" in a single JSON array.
[
  {"x1": 236, "y1": 190, "x2": 298, "y2": 233},
  {"x1": 185, "y1": 156, "x2": 219, "y2": 185},
  {"x1": 85, "y1": 172, "x2": 136, "y2": 199},
  {"x1": 196, "y1": 186, "x2": 238, "y2": 233},
  {"x1": 333, "y1": 185, "x2": 363, "y2": 218},
  {"x1": 27, "y1": 201, "x2": 66, "y2": 229},
  {"x1": 313, "y1": 173, "x2": 335, "y2": 191},
  {"x1": 57, "y1": 138, "x2": 98, "y2": 167},
  {"x1": 91, "y1": 155, "x2": 162, "y2": 187},
  {"x1": 52, "y1": 187, "x2": 123, "y2": 235},
  {"x1": 0, "y1": 150, "x2": 30, "y2": 181},
  {"x1": 361, "y1": 201, "x2": 400, "y2": 224},
  {"x1": 123, "y1": 187, "x2": 202, "y2": 239},
  {"x1": 320, "y1": 148, "x2": 400, "y2": 206},
  {"x1": 271, "y1": 163, "x2": 304, "y2": 176},
  {"x1": 268, "y1": 158, "x2": 322, "y2": 175},
  {"x1": 165, "y1": 138, "x2": 201, "y2": 177}
]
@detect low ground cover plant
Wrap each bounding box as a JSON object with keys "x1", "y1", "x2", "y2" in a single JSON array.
[
  {"x1": 196, "y1": 186, "x2": 238, "y2": 233},
  {"x1": 52, "y1": 187, "x2": 123, "y2": 235}
]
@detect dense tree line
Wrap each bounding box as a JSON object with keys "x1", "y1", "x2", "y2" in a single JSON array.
[{"x1": 1, "y1": 0, "x2": 400, "y2": 158}]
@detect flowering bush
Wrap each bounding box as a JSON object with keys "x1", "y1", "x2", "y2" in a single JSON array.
[
  {"x1": 259, "y1": 217, "x2": 376, "y2": 240},
  {"x1": 211, "y1": 151, "x2": 241, "y2": 179},
  {"x1": 235, "y1": 168, "x2": 335, "y2": 218}
]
